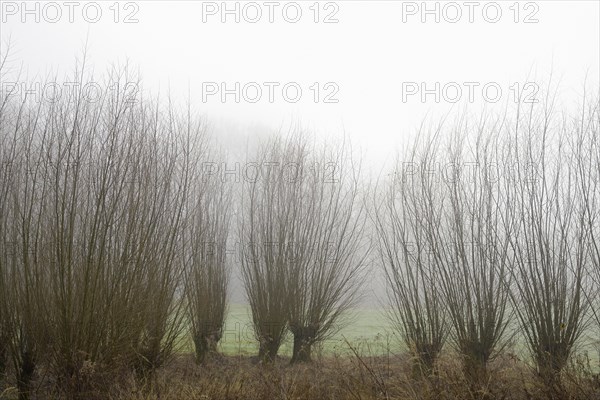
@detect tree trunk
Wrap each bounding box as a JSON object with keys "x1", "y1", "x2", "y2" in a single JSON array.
[
  {"x1": 17, "y1": 348, "x2": 35, "y2": 400},
  {"x1": 536, "y1": 352, "x2": 566, "y2": 398},
  {"x1": 410, "y1": 343, "x2": 439, "y2": 379},
  {"x1": 194, "y1": 333, "x2": 220, "y2": 364},
  {"x1": 194, "y1": 335, "x2": 209, "y2": 364},
  {"x1": 462, "y1": 354, "x2": 488, "y2": 395},
  {"x1": 258, "y1": 338, "x2": 280, "y2": 363},
  {"x1": 411, "y1": 357, "x2": 434, "y2": 380},
  {"x1": 0, "y1": 342, "x2": 7, "y2": 379},
  {"x1": 538, "y1": 365, "x2": 564, "y2": 398},
  {"x1": 291, "y1": 334, "x2": 313, "y2": 363},
  {"x1": 290, "y1": 325, "x2": 317, "y2": 364}
]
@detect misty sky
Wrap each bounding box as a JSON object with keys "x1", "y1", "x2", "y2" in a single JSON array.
[{"x1": 2, "y1": 1, "x2": 598, "y2": 167}]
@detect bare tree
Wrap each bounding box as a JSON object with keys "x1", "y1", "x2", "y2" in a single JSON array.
[
  {"x1": 239, "y1": 135, "x2": 298, "y2": 362},
  {"x1": 0, "y1": 61, "x2": 205, "y2": 396},
  {"x1": 285, "y1": 138, "x2": 368, "y2": 363},
  {"x1": 131, "y1": 102, "x2": 201, "y2": 374},
  {"x1": 240, "y1": 133, "x2": 367, "y2": 363},
  {"x1": 506, "y1": 95, "x2": 594, "y2": 394},
  {"x1": 411, "y1": 117, "x2": 515, "y2": 388},
  {"x1": 373, "y1": 147, "x2": 448, "y2": 377},
  {"x1": 0, "y1": 76, "x2": 55, "y2": 399},
  {"x1": 185, "y1": 148, "x2": 232, "y2": 364},
  {"x1": 574, "y1": 96, "x2": 600, "y2": 331},
  {"x1": 0, "y1": 44, "x2": 15, "y2": 379}
]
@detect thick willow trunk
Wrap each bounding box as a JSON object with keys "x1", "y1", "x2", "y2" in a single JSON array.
[
  {"x1": 194, "y1": 332, "x2": 221, "y2": 364},
  {"x1": 411, "y1": 348, "x2": 437, "y2": 380},
  {"x1": 536, "y1": 351, "x2": 567, "y2": 398},
  {"x1": 17, "y1": 348, "x2": 35, "y2": 400},
  {"x1": 0, "y1": 341, "x2": 7, "y2": 379},
  {"x1": 462, "y1": 353, "x2": 489, "y2": 396},
  {"x1": 290, "y1": 326, "x2": 317, "y2": 364},
  {"x1": 258, "y1": 338, "x2": 280, "y2": 363},
  {"x1": 291, "y1": 334, "x2": 313, "y2": 363}
]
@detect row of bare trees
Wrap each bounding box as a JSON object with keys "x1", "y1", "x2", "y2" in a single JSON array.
[
  {"x1": 0, "y1": 57, "x2": 235, "y2": 398},
  {"x1": 0, "y1": 58, "x2": 370, "y2": 397},
  {"x1": 1, "y1": 53, "x2": 599, "y2": 398},
  {"x1": 375, "y1": 94, "x2": 600, "y2": 395}
]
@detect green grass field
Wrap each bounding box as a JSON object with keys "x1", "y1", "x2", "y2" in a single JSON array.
[
  {"x1": 178, "y1": 304, "x2": 600, "y2": 366},
  {"x1": 180, "y1": 304, "x2": 403, "y2": 357}
]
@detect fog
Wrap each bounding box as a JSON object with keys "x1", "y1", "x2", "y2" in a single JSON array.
[{"x1": 1, "y1": 0, "x2": 599, "y2": 306}]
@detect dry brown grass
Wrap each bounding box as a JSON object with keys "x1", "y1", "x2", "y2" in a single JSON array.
[{"x1": 2, "y1": 350, "x2": 599, "y2": 400}]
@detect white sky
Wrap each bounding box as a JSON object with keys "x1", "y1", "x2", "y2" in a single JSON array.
[{"x1": 1, "y1": 0, "x2": 599, "y2": 171}]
